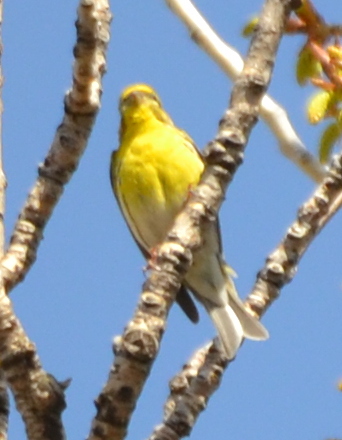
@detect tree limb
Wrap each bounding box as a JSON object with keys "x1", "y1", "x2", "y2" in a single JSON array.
[
  {"x1": 0, "y1": 285, "x2": 66, "y2": 440},
  {"x1": 0, "y1": 369, "x2": 9, "y2": 440},
  {"x1": 0, "y1": 0, "x2": 111, "y2": 438},
  {"x1": 0, "y1": 0, "x2": 112, "y2": 294},
  {"x1": 149, "y1": 343, "x2": 226, "y2": 440},
  {"x1": 245, "y1": 152, "x2": 342, "y2": 317}
]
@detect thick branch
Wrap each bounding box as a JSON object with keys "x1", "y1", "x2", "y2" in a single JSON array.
[
  {"x1": 166, "y1": 0, "x2": 325, "y2": 182},
  {"x1": 0, "y1": 0, "x2": 111, "y2": 438},
  {"x1": 0, "y1": 0, "x2": 112, "y2": 293},
  {"x1": 88, "y1": 1, "x2": 292, "y2": 439}
]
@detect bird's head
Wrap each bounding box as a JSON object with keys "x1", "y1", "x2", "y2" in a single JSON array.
[{"x1": 119, "y1": 84, "x2": 173, "y2": 129}]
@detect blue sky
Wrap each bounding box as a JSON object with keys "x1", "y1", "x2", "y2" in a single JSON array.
[{"x1": 4, "y1": 1, "x2": 342, "y2": 439}]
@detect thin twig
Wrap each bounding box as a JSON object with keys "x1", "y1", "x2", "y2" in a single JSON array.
[
  {"x1": 166, "y1": 0, "x2": 325, "y2": 182},
  {"x1": 88, "y1": 1, "x2": 292, "y2": 439},
  {"x1": 0, "y1": 0, "x2": 112, "y2": 293}
]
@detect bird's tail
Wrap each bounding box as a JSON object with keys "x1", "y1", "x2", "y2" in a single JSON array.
[
  {"x1": 208, "y1": 304, "x2": 244, "y2": 359},
  {"x1": 206, "y1": 295, "x2": 269, "y2": 360},
  {"x1": 229, "y1": 293, "x2": 269, "y2": 341}
]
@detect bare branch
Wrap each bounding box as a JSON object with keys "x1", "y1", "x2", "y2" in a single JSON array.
[
  {"x1": 165, "y1": 0, "x2": 325, "y2": 182},
  {"x1": 149, "y1": 343, "x2": 226, "y2": 440},
  {"x1": 246, "y1": 150, "x2": 342, "y2": 317},
  {"x1": 0, "y1": 370, "x2": 9, "y2": 440},
  {"x1": 0, "y1": 284, "x2": 66, "y2": 440},
  {"x1": 0, "y1": 0, "x2": 111, "y2": 438},
  {"x1": 88, "y1": 1, "x2": 292, "y2": 439},
  {"x1": 0, "y1": 0, "x2": 112, "y2": 293}
]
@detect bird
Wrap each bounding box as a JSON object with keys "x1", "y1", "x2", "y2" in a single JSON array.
[{"x1": 110, "y1": 83, "x2": 268, "y2": 359}]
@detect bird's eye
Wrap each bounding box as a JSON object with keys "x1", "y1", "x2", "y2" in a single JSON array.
[{"x1": 146, "y1": 92, "x2": 160, "y2": 106}]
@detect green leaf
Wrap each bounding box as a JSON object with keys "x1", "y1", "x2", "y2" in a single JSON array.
[
  {"x1": 307, "y1": 90, "x2": 334, "y2": 124},
  {"x1": 296, "y1": 47, "x2": 322, "y2": 86}
]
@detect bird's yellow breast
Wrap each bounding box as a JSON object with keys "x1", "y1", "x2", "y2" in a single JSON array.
[{"x1": 115, "y1": 122, "x2": 204, "y2": 250}]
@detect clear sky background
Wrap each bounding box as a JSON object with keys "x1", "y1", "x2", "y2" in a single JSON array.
[{"x1": 4, "y1": 1, "x2": 342, "y2": 439}]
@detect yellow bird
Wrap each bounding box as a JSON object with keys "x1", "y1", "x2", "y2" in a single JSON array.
[{"x1": 110, "y1": 84, "x2": 268, "y2": 359}]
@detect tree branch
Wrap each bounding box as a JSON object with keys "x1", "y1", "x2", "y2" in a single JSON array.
[
  {"x1": 0, "y1": 0, "x2": 111, "y2": 438},
  {"x1": 0, "y1": 369, "x2": 9, "y2": 440},
  {"x1": 0, "y1": 285, "x2": 66, "y2": 440},
  {"x1": 149, "y1": 343, "x2": 226, "y2": 440},
  {"x1": 88, "y1": 1, "x2": 292, "y2": 439},
  {"x1": 0, "y1": 0, "x2": 112, "y2": 293},
  {"x1": 245, "y1": 151, "x2": 342, "y2": 317},
  {"x1": 165, "y1": 0, "x2": 325, "y2": 182}
]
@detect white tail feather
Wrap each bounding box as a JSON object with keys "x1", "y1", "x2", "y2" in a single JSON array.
[
  {"x1": 229, "y1": 294, "x2": 269, "y2": 340},
  {"x1": 206, "y1": 297, "x2": 268, "y2": 359},
  {"x1": 208, "y1": 305, "x2": 244, "y2": 359}
]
